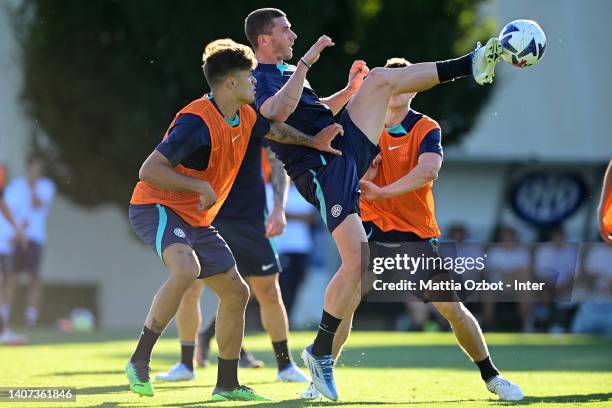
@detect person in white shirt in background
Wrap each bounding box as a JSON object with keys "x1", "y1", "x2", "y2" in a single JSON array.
[
  {"x1": 571, "y1": 242, "x2": 612, "y2": 335},
  {"x1": 532, "y1": 225, "x2": 579, "y2": 333},
  {"x1": 533, "y1": 227, "x2": 577, "y2": 295},
  {"x1": 483, "y1": 225, "x2": 533, "y2": 332},
  {"x1": 3, "y1": 155, "x2": 55, "y2": 328},
  {"x1": 0, "y1": 164, "x2": 27, "y2": 343},
  {"x1": 266, "y1": 182, "x2": 315, "y2": 320}
]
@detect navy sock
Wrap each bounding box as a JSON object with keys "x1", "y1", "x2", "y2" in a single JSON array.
[
  {"x1": 216, "y1": 357, "x2": 239, "y2": 390},
  {"x1": 131, "y1": 326, "x2": 161, "y2": 363},
  {"x1": 272, "y1": 339, "x2": 292, "y2": 371},
  {"x1": 180, "y1": 341, "x2": 195, "y2": 371},
  {"x1": 312, "y1": 310, "x2": 342, "y2": 356},
  {"x1": 435, "y1": 53, "x2": 473, "y2": 83},
  {"x1": 476, "y1": 355, "x2": 500, "y2": 382}
]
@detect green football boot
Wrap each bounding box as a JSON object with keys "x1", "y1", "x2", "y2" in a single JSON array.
[
  {"x1": 125, "y1": 360, "x2": 154, "y2": 397},
  {"x1": 211, "y1": 385, "x2": 271, "y2": 401}
]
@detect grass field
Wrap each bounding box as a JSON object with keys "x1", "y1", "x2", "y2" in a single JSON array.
[{"x1": 0, "y1": 329, "x2": 611, "y2": 407}]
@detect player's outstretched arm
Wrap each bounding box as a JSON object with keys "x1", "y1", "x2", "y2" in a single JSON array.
[
  {"x1": 266, "y1": 122, "x2": 344, "y2": 156},
  {"x1": 139, "y1": 150, "x2": 216, "y2": 210},
  {"x1": 260, "y1": 35, "x2": 334, "y2": 122},
  {"x1": 597, "y1": 159, "x2": 612, "y2": 242},
  {"x1": 321, "y1": 60, "x2": 369, "y2": 115},
  {"x1": 360, "y1": 154, "x2": 381, "y2": 182},
  {"x1": 360, "y1": 153, "x2": 442, "y2": 201},
  {"x1": 266, "y1": 147, "x2": 289, "y2": 237}
]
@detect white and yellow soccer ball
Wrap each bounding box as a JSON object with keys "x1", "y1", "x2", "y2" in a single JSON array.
[{"x1": 499, "y1": 19, "x2": 546, "y2": 68}]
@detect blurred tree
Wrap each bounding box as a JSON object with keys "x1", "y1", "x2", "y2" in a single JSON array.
[{"x1": 12, "y1": 0, "x2": 495, "y2": 208}]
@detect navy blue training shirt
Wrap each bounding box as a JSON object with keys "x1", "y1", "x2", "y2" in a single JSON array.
[
  {"x1": 156, "y1": 102, "x2": 271, "y2": 170},
  {"x1": 386, "y1": 110, "x2": 443, "y2": 157},
  {"x1": 216, "y1": 137, "x2": 267, "y2": 223},
  {"x1": 254, "y1": 63, "x2": 337, "y2": 178},
  {"x1": 156, "y1": 102, "x2": 270, "y2": 222}
]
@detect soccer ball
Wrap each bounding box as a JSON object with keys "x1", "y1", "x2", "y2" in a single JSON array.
[{"x1": 498, "y1": 19, "x2": 546, "y2": 68}]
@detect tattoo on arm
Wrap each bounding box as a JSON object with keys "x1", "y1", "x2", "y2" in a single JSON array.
[
  {"x1": 266, "y1": 122, "x2": 316, "y2": 148},
  {"x1": 266, "y1": 148, "x2": 288, "y2": 208}
]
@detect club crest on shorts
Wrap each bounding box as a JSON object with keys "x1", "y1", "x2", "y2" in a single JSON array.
[
  {"x1": 173, "y1": 228, "x2": 186, "y2": 238},
  {"x1": 331, "y1": 204, "x2": 342, "y2": 217}
]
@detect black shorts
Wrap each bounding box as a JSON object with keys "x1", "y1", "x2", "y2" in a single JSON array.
[
  {"x1": 362, "y1": 221, "x2": 458, "y2": 303},
  {"x1": 214, "y1": 220, "x2": 281, "y2": 277},
  {"x1": 12, "y1": 241, "x2": 43, "y2": 276},
  {"x1": 293, "y1": 110, "x2": 380, "y2": 233},
  {"x1": 129, "y1": 204, "x2": 236, "y2": 279}
]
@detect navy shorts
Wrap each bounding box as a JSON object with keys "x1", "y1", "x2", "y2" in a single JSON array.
[
  {"x1": 214, "y1": 219, "x2": 281, "y2": 277},
  {"x1": 12, "y1": 241, "x2": 43, "y2": 276},
  {"x1": 129, "y1": 204, "x2": 235, "y2": 279},
  {"x1": 363, "y1": 220, "x2": 436, "y2": 243},
  {"x1": 294, "y1": 110, "x2": 380, "y2": 233}
]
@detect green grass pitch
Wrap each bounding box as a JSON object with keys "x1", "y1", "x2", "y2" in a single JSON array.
[{"x1": 0, "y1": 329, "x2": 610, "y2": 407}]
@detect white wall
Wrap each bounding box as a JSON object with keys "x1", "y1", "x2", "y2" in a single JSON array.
[
  {"x1": 0, "y1": 0, "x2": 29, "y2": 171},
  {"x1": 44, "y1": 201, "x2": 167, "y2": 327},
  {"x1": 448, "y1": 0, "x2": 612, "y2": 162}
]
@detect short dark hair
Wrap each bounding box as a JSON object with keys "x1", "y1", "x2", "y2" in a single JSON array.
[
  {"x1": 244, "y1": 8, "x2": 286, "y2": 49},
  {"x1": 384, "y1": 57, "x2": 411, "y2": 68},
  {"x1": 201, "y1": 39, "x2": 257, "y2": 87}
]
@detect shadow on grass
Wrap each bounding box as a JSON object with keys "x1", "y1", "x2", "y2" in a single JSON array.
[
  {"x1": 152, "y1": 392, "x2": 611, "y2": 407},
  {"x1": 158, "y1": 400, "x2": 418, "y2": 407},
  {"x1": 74, "y1": 383, "x2": 211, "y2": 396},
  {"x1": 106, "y1": 341, "x2": 612, "y2": 373},
  {"x1": 76, "y1": 384, "x2": 131, "y2": 395},
  {"x1": 13, "y1": 329, "x2": 138, "y2": 345},
  {"x1": 510, "y1": 392, "x2": 612, "y2": 405},
  {"x1": 71, "y1": 380, "x2": 278, "y2": 395},
  {"x1": 48, "y1": 370, "x2": 124, "y2": 376},
  {"x1": 332, "y1": 343, "x2": 612, "y2": 372}
]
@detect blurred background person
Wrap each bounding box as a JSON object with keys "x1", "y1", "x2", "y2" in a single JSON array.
[
  {"x1": 483, "y1": 225, "x2": 532, "y2": 331},
  {"x1": 3, "y1": 155, "x2": 55, "y2": 327},
  {"x1": 266, "y1": 181, "x2": 316, "y2": 321},
  {"x1": 0, "y1": 164, "x2": 27, "y2": 344},
  {"x1": 447, "y1": 223, "x2": 486, "y2": 259},
  {"x1": 532, "y1": 225, "x2": 578, "y2": 333},
  {"x1": 571, "y1": 242, "x2": 612, "y2": 335}
]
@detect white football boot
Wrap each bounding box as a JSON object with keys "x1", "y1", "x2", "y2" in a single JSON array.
[
  {"x1": 155, "y1": 362, "x2": 195, "y2": 382},
  {"x1": 486, "y1": 375, "x2": 524, "y2": 401},
  {"x1": 472, "y1": 38, "x2": 502, "y2": 85},
  {"x1": 277, "y1": 362, "x2": 310, "y2": 383},
  {"x1": 301, "y1": 382, "x2": 323, "y2": 400}
]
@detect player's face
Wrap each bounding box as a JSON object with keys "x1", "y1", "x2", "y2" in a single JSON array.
[
  {"x1": 388, "y1": 92, "x2": 416, "y2": 110},
  {"x1": 230, "y1": 69, "x2": 257, "y2": 105},
  {"x1": 268, "y1": 17, "x2": 297, "y2": 60}
]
